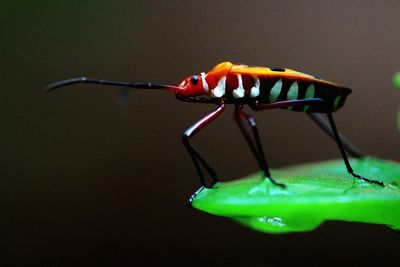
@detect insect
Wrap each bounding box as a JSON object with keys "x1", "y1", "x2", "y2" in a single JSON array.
[{"x1": 47, "y1": 61, "x2": 383, "y2": 201}]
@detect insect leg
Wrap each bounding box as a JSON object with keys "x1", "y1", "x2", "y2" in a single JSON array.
[
  {"x1": 250, "y1": 98, "x2": 323, "y2": 111},
  {"x1": 233, "y1": 106, "x2": 259, "y2": 164},
  {"x1": 183, "y1": 101, "x2": 225, "y2": 187},
  {"x1": 326, "y1": 112, "x2": 384, "y2": 186},
  {"x1": 234, "y1": 106, "x2": 285, "y2": 187},
  {"x1": 307, "y1": 113, "x2": 362, "y2": 158}
]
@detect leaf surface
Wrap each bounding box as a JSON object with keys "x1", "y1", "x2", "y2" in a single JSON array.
[{"x1": 192, "y1": 158, "x2": 400, "y2": 233}]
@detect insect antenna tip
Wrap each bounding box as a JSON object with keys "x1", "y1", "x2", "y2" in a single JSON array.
[{"x1": 45, "y1": 77, "x2": 88, "y2": 93}]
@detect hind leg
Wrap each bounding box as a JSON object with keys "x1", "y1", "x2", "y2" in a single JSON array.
[
  {"x1": 307, "y1": 113, "x2": 362, "y2": 158},
  {"x1": 325, "y1": 112, "x2": 383, "y2": 186}
]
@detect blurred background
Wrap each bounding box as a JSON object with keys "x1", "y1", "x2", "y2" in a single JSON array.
[{"x1": 2, "y1": 0, "x2": 400, "y2": 265}]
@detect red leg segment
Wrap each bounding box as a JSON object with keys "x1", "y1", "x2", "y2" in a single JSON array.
[{"x1": 183, "y1": 100, "x2": 225, "y2": 187}]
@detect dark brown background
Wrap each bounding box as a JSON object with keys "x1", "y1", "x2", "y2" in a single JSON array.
[{"x1": 2, "y1": 1, "x2": 400, "y2": 265}]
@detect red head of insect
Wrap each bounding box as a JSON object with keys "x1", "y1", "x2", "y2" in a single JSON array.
[
  {"x1": 176, "y1": 75, "x2": 204, "y2": 97},
  {"x1": 176, "y1": 72, "x2": 218, "y2": 98}
]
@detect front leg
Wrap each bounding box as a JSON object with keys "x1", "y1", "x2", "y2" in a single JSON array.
[{"x1": 183, "y1": 100, "x2": 225, "y2": 187}]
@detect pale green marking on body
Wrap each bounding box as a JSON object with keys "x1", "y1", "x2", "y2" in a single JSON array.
[
  {"x1": 305, "y1": 84, "x2": 315, "y2": 98},
  {"x1": 303, "y1": 84, "x2": 315, "y2": 112},
  {"x1": 269, "y1": 79, "x2": 282, "y2": 102},
  {"x1": 287, "y1": 82, "x2": 299, "y2": 100},
  {"x1": 333, "y1": 95, "x2": 341, "y2": 110},
  {"x1": 286, "y1": 82, "x2": 298, "y2": 110}
]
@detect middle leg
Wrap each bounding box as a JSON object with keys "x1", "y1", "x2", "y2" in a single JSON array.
[{"x1": 234, "y1": 106, "x2": 285, "y2": 187}]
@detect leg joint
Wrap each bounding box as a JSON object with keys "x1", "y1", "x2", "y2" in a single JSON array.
[
  {"x1": 182, "y1": 132, "x2": 190, "y2": 145},
  {"x1": 248, "y1": 117, "x2": 256, "y2": 127}
]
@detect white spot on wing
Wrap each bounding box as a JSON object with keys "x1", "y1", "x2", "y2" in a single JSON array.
[
  {"x1": 232, "y1": 74, "x2": 245, "y2": 99},
  {"x1": 250, "y1": 77, "x2": 260, "y2": 97},
  {"x1": 210, "y1": 76, "x2": 226, "y2": 98},
  {"x1": 201, "y1": 72, "x2": 209, "y2": 92}
]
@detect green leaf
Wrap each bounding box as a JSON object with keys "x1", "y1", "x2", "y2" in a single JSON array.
[
  {"x1": 394, "y1": 71, "x2": 400, "y2": 90},
  {"x1": 191, "y1": 157, "x2": 400, "y2": 233},
  {"x1": 394, "y1": 72, "x2": 400, "y2": 130}
]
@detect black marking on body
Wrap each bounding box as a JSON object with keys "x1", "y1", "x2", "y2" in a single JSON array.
[{"x1": 270, "y1": 67, "x2": 286, "y2": 72}]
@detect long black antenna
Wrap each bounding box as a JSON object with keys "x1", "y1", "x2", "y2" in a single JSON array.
[{"x1": 45, "y1": 77, "x2": 181, "y2": 92}]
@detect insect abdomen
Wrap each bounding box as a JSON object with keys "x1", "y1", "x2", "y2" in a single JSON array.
[
  {"x1": 210, "y1": 72, "x2": 351, "y2": 113},
  {"x1": 257, "y1": 77, "x2": 352, "y2": 113}
]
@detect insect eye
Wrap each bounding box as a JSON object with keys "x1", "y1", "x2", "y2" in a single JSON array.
[{"x1": 190, "y1": 76, "x2": 198, "y2": 85}]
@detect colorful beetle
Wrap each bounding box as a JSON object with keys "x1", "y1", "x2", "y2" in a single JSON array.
[{"x1": 47, "y1": 62, "x2": 383, "y2": 198}]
